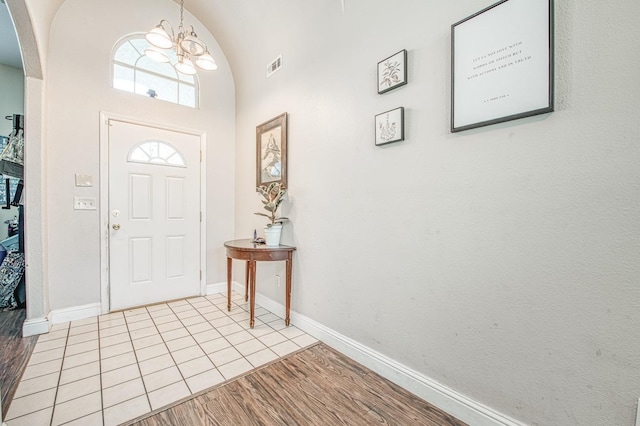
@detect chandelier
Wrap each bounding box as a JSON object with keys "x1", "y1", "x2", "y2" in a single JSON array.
[{"x1": 144, "y1": 0, "x2": 217, "y2": 75}]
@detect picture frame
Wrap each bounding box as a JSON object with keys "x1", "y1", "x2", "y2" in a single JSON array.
[
  {"x1": 375, "y1": 107, "x2": 404, "y2": 146},
  {"x1": 451, "y1": 0, "x2": 554, "y2": 132},
  {"x1": 256, "y1": 112, "x2": 287, "y2": 188},
  {"x1": 377, "y1": 49, "x2": 407, "y2": 94}
]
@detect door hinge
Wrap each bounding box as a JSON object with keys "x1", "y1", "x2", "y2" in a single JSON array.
[
  {"x1": 200, "y1": 270, "x2": 202, "y2": 280},
  {"x1": 200, "y1": 151, "x2": 202, "y2": 162},
  {"x1": 200, "y1": 212, "x2": 202, "y2": 222}
]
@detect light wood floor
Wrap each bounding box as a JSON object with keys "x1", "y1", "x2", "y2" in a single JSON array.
[
  {"x1": 130, "y1": 343, "x2": 466, "y2": 426},
  {"x1": 0, "y1": 308, "x2": 37, "y2": 419}
]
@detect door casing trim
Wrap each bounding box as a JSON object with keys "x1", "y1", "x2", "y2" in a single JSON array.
[{"x1": 99, "y1": 112, "x2": 207, "y2": 314}]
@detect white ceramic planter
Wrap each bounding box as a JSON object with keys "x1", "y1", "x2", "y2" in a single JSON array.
[{"x1": 264, "y1": 224, "x2": 283, "y2": 246}]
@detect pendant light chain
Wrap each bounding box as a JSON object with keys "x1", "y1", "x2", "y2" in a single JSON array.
[{"x1": 179, "y1": 0, "x2": 185, "y2": 33}]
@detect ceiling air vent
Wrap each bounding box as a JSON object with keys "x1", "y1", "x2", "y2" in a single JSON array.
[{"x1": 267, "y1": 54, "x2": 282, "y2": 78}]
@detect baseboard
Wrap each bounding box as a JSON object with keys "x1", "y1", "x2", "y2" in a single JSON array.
[
  {"x1": 49, "y1": 303, "x2": 102, "y2": 324},
  {"x1": 231, "y1": 281, "x2": 245, "y2": 295},
  {"x1": 251, "y1": 290, "x2": 524, "y2": 426},
  {"x1": 205, "y1": 282, "x2": 228, "y2": 295},
  {"x1": 207, "y1": 281, "x2": 246, "y2": 297},
  {"x1": 22, "y1": 317, "x2": 50, "y2": 337}
]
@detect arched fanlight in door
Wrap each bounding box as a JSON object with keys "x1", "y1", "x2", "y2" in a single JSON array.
[{"x1": 127, "y1": 140, "x2": 186, "y2": 168}]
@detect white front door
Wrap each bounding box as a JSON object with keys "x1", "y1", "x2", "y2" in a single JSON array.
[{"x1": 108, "y1": 120, "x2": 201, "y2": 310}]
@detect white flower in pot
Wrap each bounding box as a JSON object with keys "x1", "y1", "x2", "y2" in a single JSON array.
[{"x1": 255, "y1": 182, "x2": 288, "y2": 246}]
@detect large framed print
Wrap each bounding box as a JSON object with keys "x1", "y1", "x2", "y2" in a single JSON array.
[
  {"x1": 256, "y1": 112, "x2": 287, "y2": 188},
  {"x1": 451, "y1": 0, "x2": 554, "y2": 132}
]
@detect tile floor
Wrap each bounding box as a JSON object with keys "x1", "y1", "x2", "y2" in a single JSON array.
[{"x1": 5, "y1": 292, "x2": 318, "y2": 426}]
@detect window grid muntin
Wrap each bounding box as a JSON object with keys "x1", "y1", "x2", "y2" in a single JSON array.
[
  {"x1": 112, "y1": 36, "x2": 199, "y2": 108},
  {"x1": 127, "y1": 140, "x2": 187, "y2": 168}
]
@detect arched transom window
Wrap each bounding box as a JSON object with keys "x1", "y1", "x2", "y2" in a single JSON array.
[
  {"x1": 112, "y1": 35, "x2": 198, "y2": 108},
  {"x1": 128, "y1": 140, "x2": 186, "y2": 168}
]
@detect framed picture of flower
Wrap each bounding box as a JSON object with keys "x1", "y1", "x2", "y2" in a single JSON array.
[
  {"x1": 256, "y1": 112, "x2": 288, "y2": 188},
  {"x1": 375, "y1": 107, "x2": 404, "y2": 146},
  {"x1": 377, "y1": 49, "x2": 407, "y2": 94}
]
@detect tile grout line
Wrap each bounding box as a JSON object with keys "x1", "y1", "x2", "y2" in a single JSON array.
[
  {"x1": 98, "y1": 314, "x2": 105, "y2": 426},
  {"x1": 48, "y1": 322, "x2": 70, "y2": 426},
  {"x1": 59, "y1": 320, "x2": 102, "y2": 426},
  {"x1": 209, "y1": 294, "x2": 296, "y2": 371},
  {"x1": 3, "y1": 329, "x2": 63, "y2": 424},
  {"x1": 189, "y1": 297, "x2": 251, "y2": 376},
  {"x1": 11, "y1": 322, "x2": 114, "y2": 425},
  {"x1": 102, "y1": 309, "x2": 167, "y2": 416},
  {"x1": 141, "y1": 296, "x2": 241, "y2": 398},
  {"x1": 191, "y1": 296, "x2": 255, "y2": 378},
  {"x1": 146, "y1": 300, "x2": 210, "y2": 406},
  {"x1": 124, "y1": 306, "x2": 154, "y2": 418},
  {"x1": 164, "y1": 299, "x2": 205, "y2": 394},
  {"x1": 152, "y1": 294, "x2": 254, "y2": 393},
  {"x1": 181, "y1": 300, "x2": 213, "y2": 379}
]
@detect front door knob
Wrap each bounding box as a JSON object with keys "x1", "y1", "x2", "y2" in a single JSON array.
[{"x1": 112, "y1": 224, "x2": 121, "y2": 230}]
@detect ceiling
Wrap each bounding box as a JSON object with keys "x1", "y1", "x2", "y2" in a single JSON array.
[
  {"x1": 0, "y1": 1, "x2": 23, "y2": 69},
  {"x1": 0, "y1": 0, "x2": 344, "y2": 74}
]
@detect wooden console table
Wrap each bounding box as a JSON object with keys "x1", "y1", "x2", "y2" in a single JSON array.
[{"x1": 224, "y1": 239, "x2": 296, "y2": 328}]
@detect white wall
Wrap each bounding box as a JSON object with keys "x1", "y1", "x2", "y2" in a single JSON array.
[
  {"x1": 224, "y1": 1, "x2": 640, "y2": 425},
  {"x1": 45, "y1": 0, "x2": 235, "y2": 310},
  {"x1": 0, "y1": 64, "x2": 23, "y2": 138}
]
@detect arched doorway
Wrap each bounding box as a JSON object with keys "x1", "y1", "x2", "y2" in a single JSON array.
[
  {"x1": 0, "y1": 0, "x2": 49, "y2": 418},
  {"x1": 4, "y1": 0, "x2": 48, "y2": 336},
  {"x1": 0, "y1": 0, "x2": 25, "y2": 316}
]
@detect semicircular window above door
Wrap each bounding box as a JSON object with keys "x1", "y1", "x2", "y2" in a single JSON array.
[
  {"x1": 112, "y1": 35, "x2": 199, "y2": 108},
  {"x1": 127, "y1": 140, "x2": 187, "y2": 168}
]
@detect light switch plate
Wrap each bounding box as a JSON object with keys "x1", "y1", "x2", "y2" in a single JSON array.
[
  {"x1": 75, "y1": 174, "x2": 93, "y2": 187},
  {"x1": 74, "y1": 197, "x2": 96, "y2": 210}
]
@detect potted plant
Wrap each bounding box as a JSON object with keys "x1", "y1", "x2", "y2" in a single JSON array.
[{"x1": 255, "y1": 182, "x2": 288, "y2": 246}]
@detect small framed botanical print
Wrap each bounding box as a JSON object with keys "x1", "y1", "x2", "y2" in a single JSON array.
[
  {"x1": 377, "y1": 49, "x2": 407, "y2": 94},
  {"x1": 375, "y1": 107, "x2": 404, "y2": 146}
]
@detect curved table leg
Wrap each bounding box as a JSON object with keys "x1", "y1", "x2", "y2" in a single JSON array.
[
  {"x1": 245, "y1": 261, "x2": 250, "y2": 302},
  {"x1": 285, "y1": 254, "x2": 292, "y2": 326},
  {"x1": 249, "y1": 260, "x2": 257, "y2": 328},
  {"x1": 226, "y1": 256, "x2": 232, "y2": 312}
]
